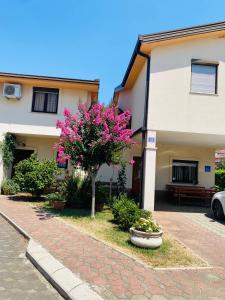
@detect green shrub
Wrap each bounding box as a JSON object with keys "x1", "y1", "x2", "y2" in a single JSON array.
[
  {"x1": 112, "y1": 194, "x2": 152, "y2": 231},
  {"x1": 13, "y1": 154, "x2": 59, "y2": 196},
  {"x1": 61, "y1": 175, "x2": 108, "y2": 209},
  {"x1": 63, "y1": 175, "x2": 86, "y2": 207},
  {"x1": 46, "y1": 193, "x2": 65, "y2": 202},
  {"x1": 215, "y1": 168, "x2": 225, "y2": 191},
  {"x1": 1, "y1": 179, "x2": 20, "y2": 195},
  {"x1": 0, "y1": 133, "x2": 16, "y2": 168}
]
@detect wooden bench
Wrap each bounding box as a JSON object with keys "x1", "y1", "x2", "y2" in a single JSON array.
[{"x1": 166, "y1": 185, "x2": 216, "y2": 206}]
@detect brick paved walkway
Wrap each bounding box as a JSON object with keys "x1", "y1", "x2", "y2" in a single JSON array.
[
  {"x1": 1, "y1": 196, "x2": 225, "y2": 300},
  {"x1": 0, "y1": 214, "x2": 62, "y2": 300}
]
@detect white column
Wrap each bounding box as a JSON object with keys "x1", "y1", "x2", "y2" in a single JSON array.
[{"x1": 142, "y1": 130, "x2": 157, "y2": 211}]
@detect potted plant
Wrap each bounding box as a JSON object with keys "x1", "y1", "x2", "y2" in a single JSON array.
[
  {"x1": 130, "y1": 217, "x2": 163, "y2": 249},
  {"x1": 47, "y1": 193, "x2": 66, "y2": 210}
]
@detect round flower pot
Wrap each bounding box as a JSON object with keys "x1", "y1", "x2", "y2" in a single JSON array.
[
  {"x1": 130, "y1": 228, "x2": 163, "y2": 249},
  {"x1": 52, "y1": 201, "x2": 66, "y2": 210}
]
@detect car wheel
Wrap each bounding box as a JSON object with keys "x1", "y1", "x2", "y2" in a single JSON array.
[{"x1": 213, "y1": 200, "x2": 224, "y2": 220}]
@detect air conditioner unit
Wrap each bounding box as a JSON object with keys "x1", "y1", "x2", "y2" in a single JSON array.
[{"x1": 3, "y1": 83, "x2": 22, "y2": 99}]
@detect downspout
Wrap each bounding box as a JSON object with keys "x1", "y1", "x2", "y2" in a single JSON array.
[{"x1": 136, "y1": 50, "x2": 151, "y2": 208}]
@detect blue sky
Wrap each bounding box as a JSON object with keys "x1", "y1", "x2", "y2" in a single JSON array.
[{"x1": 1, "y1": 0, "x2": 225, "y2": 103}]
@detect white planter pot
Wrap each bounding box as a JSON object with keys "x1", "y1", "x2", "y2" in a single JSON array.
[{"x1": 130, "y1": 228, "x2": 163, "y2": 249}]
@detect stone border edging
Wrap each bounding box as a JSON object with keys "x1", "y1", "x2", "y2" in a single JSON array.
[{"x1": 0, "y1": 211, "x2": 103, "y2": 300}]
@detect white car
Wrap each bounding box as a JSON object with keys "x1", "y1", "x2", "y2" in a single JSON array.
[{"x1": 212, "y1": 192, "x2": 225, "y2": 220}]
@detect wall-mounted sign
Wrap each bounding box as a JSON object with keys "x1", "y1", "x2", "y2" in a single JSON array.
[
  {"x1": 205, "y1": 165, "x2": 211, "y2": 173},
  {"x1": 148, "y1": 137, "x2": 155, "y2": 143}
]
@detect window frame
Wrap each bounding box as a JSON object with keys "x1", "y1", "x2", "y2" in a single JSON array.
[
  {"x1": 32, "y1": 87, "x2": 59, "y2": 114},
  {"x1": 172, "y1": 159, "x2": 198, "y2": 185},
  {"x1": 190, "y1": 60, "x2": 218, "y2": 95}
]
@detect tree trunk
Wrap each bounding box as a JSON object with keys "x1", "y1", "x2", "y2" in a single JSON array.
[{"x1": 91, "y1": 172, "x2": 97, "y2": 218}]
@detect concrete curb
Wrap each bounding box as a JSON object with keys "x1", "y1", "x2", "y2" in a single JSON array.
[{"x1": 0, "y1": 211, "x2": 103, "y2": 300}]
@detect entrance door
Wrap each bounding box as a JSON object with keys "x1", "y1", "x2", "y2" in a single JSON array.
[
  {"x1": 132, "y1": 156, "x2": 142, "y2": 196},
  {"x1": 11, "y1": 149, "x2": 34, "y2": 177}
]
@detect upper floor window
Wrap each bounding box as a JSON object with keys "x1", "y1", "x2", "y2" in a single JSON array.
[
  {"x1": 32, "y1": 87, "x2": 59, "y2": 113},
  {"x1": 191, "y1": 62, "x2": 218, "y2": 95}
]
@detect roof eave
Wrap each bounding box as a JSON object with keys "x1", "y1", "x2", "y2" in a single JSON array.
[
  {"x1": 0, "y1": 72, "x2": 99, "y2": 86},
  {"x1": 140, "y1": 20, "x2": 225, "y2": 43},
  {"x1": 119, "y1": 39, "x2": 142, "y2": 88},
  {"x1": 114, "y1": 20, "x2": 225, "y2": 97}
]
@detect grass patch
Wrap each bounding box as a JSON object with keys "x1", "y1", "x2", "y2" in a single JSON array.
[{"x1": 39, "y1": 203, "x2": 206, "y2": 268}]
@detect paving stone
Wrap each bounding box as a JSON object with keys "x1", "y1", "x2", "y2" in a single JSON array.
[
  {"x1": 131, "y1": 295, "x2": 150, "y2": 300},
  {"x1": 170, "y1": 297, "x2": 187, "y2": 300},
  {"x1": 1, "y1": 196, "x2": 225, "y2": 299},
  {"x1": 151, "y1": 296, "x2": 168, "y2": 300}
]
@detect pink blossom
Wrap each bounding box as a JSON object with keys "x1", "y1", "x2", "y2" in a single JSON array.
[
  {"x1": 93, "y1": 116, "x2": 101, "y2": 125},
  {"x1": 55, "y1": 104, "x2": 134, "y2": 169},
  {"x1": 129, "y1": 159, "x2": 135, "y2": 165}
]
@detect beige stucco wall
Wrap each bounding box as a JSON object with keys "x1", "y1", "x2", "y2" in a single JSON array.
[
  {"x1": 155, "y1": 144, "x2": 215, "y2": 190},
  {"x1": 97, "y1": 144, "x2": 140, "y2": 189},
  {"x1": 148, "y1": 37, "x2": 225, "y2": 135},
  {"x1": 0, "y1": 83, "x2": 90, "y2": 137},
  {"x1": 118, "y1": 63, "x2": 147, "y2": 132},
  {"x1": 0, "y1": 82, "x2": 92, "y2": 187},
  {"x1": 16, "y1": 136, "x2": 57, "y2": 160}
]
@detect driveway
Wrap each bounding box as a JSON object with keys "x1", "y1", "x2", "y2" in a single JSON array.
[
  {"x1": 1, "y1": 196, "x2": 225, "y2": 299},
  {"x1": 182, "y1": 208, "x2": 225, "y2": 239},
  {"x1": 155, "y1": 202, "x2": 225, "y2": 268},
  {"x1": 155, "y1": 200, "x2": 225, "y2": 238},
  {"x1": 0, "y1": 215, "x2": 62, "y2": 300}
]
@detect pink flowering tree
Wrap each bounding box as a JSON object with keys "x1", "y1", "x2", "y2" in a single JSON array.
[{"x1": 55, "y1": 103, "x2": 134, "y2": 217}]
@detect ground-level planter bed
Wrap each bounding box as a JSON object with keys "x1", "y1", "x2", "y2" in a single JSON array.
[
  {"x1": 130, "y1": 228, "x2": 163, "y2": 249},
  {"x1": 47, "y1": 193, "x2": 66, "y2": 210},
  {"x1": 52, "y1": 200, "x2": 66, "y2": 210}
]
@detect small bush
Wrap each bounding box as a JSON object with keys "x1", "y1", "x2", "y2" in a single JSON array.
[
  {"x1": 1, "y1": 179, "x2": 20, "y2": 195},
  {"x1": 13, "y1": 154, "x2": 60, "y2": 196},
  {"x1": 62, "y1": 175, "x2": 108, "y2": 209},
  {"x1": 215, "y1": 168, "x2": 225, "y2": 191},
  {"x1": 112, "y1": 194, "x2": 152, "y2": 231},
  {"x1": 46, "y1": 193, "x2": 65, "y2": 202},
  {"x1": 63, "y1": 175, "x2": 86, "y2": 208}
]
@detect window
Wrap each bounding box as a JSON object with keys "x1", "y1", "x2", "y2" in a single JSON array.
[
  {"x1": 32, "y1": 87, "x2": 59, "y2": 113},
  {"x1": 172, "y1": 160, "x2": 198, "y2": 184},
  {"x1": 191, "y1": 63, "x2": 217, "y2": 94}
]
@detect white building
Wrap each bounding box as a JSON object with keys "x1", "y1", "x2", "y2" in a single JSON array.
[
  {"x1": 111, "y1": 20, "x2": 225, "y2": 210},
  {"x1": 0, "y1": 72, "x2": 99, "y2": 187}
]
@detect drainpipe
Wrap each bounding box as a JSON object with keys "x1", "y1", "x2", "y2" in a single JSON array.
[{"x1": 136, "y1": 50, "x2": 151, "y2": 208}]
